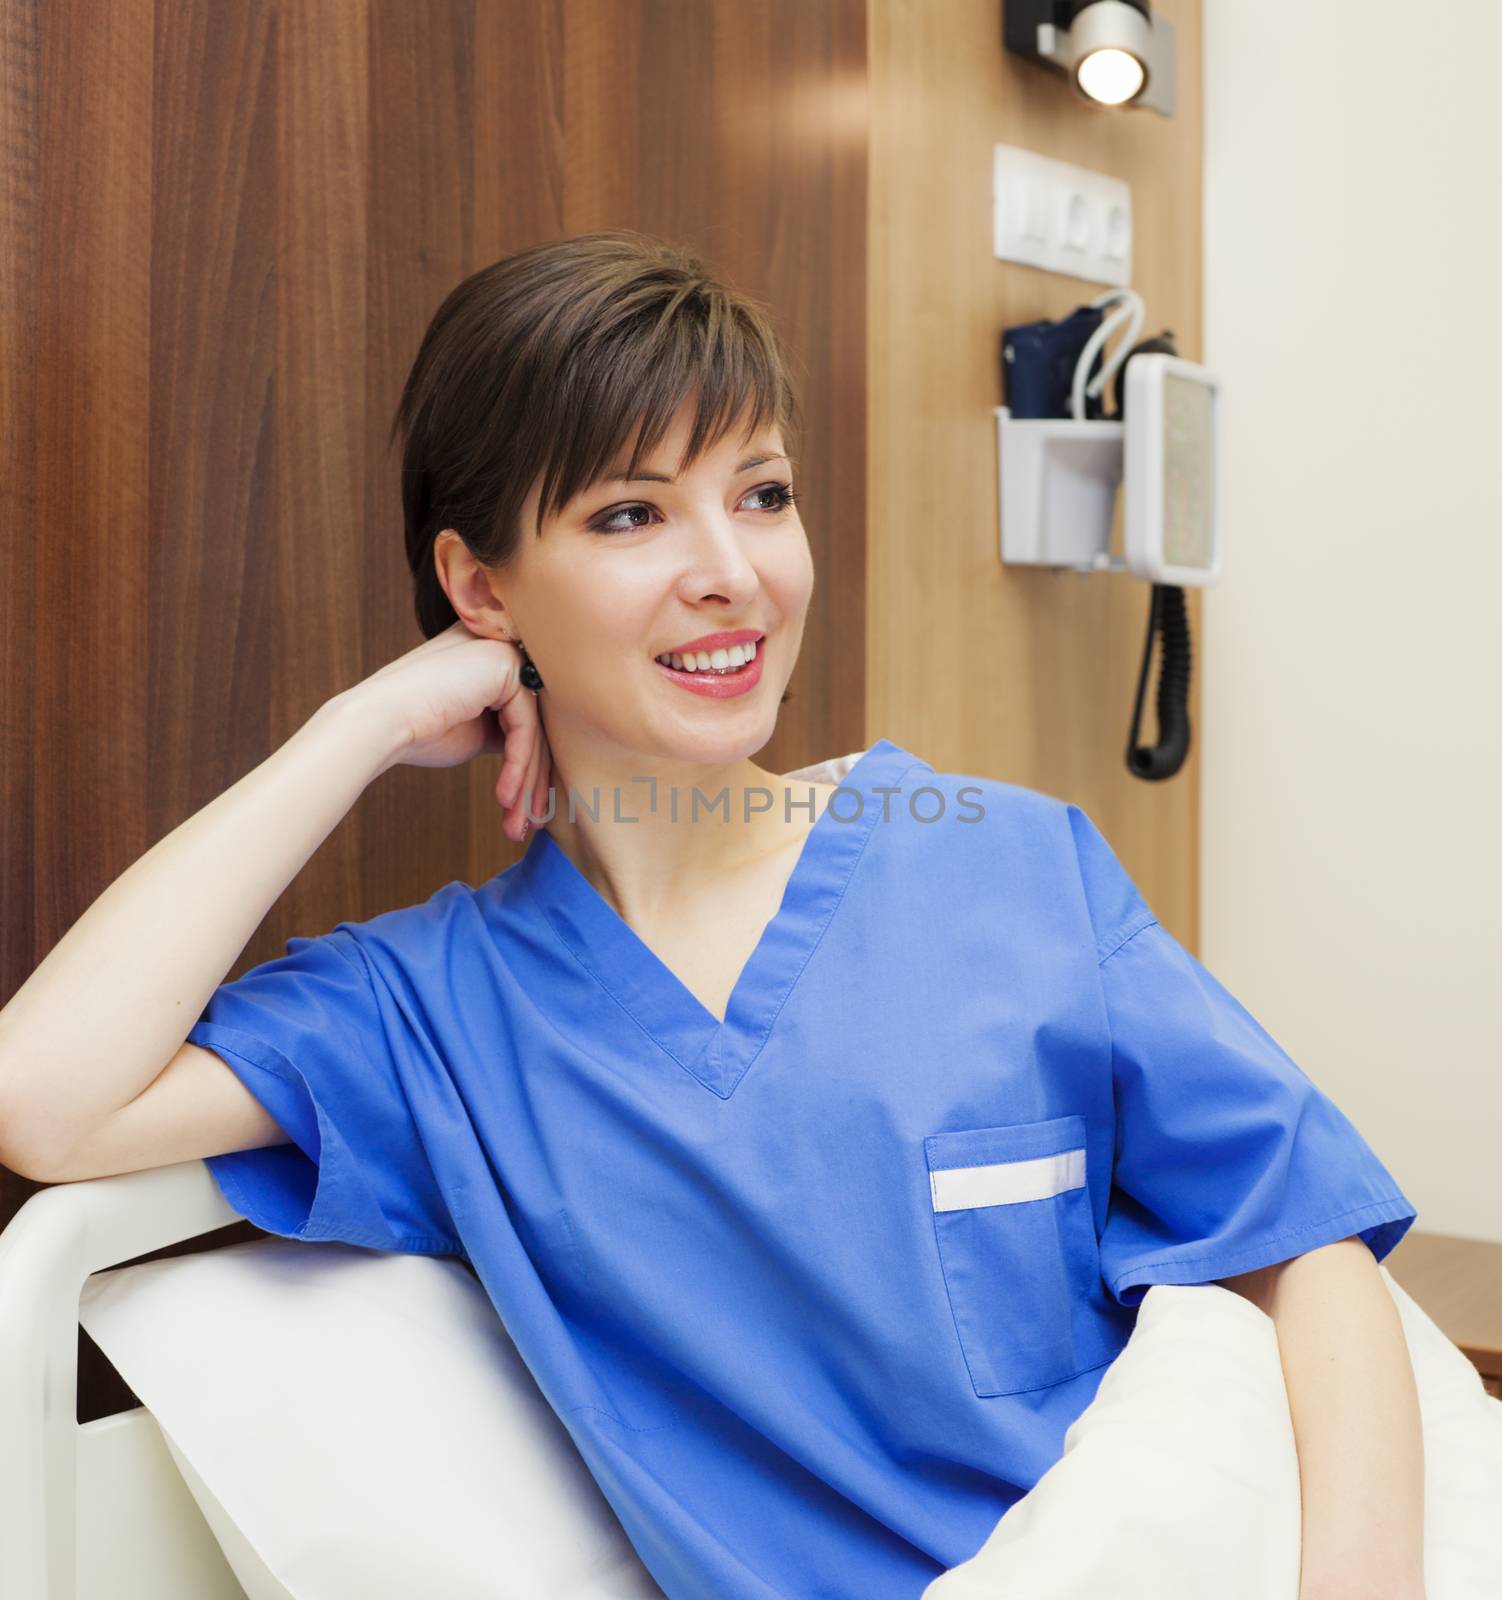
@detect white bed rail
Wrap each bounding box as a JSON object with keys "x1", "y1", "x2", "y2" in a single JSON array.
[{"x1": 0, "y1": 1161, "x2": 247, "y2": 1599}]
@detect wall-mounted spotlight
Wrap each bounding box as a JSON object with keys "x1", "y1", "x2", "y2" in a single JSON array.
[{"x1": 1003, "y1": 1, "x2": 1176, "y2": 116}]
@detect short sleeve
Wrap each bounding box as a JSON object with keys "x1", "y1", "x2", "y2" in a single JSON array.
[
  {"x1": 187, "y1": 927, "x2": 463, "y2": 1258},
  {"x1": 1066, "y1": 805, "x2": 1418, "y2": 1309}
]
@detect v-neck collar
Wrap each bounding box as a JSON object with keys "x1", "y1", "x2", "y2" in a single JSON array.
[{"x1": 512, "y1": 738, "x2": 930, "y2": 1098}]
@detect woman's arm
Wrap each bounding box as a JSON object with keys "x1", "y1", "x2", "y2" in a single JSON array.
[
  {"x1": 0, "y1": 694, "x2": 406, "y2": 1174},
  {"x1": 1219, "y1": 1238, "x2": 1426, "y2": 1600}
]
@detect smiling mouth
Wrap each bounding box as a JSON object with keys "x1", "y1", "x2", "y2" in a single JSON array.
[{"x1": 652, "y1": 638, "x2": 762, "y2": 675}]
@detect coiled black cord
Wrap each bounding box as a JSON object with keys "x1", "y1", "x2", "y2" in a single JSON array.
[
  {"x1": 1126, "y1": 583, "x2": 1192, "y2": 780},
  {"x1": 1109, "y1": 331, "x2": 1193, "y2": 781}
]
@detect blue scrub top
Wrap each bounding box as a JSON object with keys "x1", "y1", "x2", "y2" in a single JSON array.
[{"x1": 190, "y1": 738, "x2": 1417, "y2": 1598}]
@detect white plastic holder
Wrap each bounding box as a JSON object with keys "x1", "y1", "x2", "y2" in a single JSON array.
[{"x1": 995, "y1": 405, "x2": 1128, "y2": 575}]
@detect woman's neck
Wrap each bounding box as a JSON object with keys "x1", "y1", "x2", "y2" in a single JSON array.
[{"x1": 538, "y1": 757, "x2": 837, "y2": 926}]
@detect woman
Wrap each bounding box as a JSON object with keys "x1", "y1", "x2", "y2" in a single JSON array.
[{"x1": 0, "y1": 233, "x2": 1423, "y2": 1598}]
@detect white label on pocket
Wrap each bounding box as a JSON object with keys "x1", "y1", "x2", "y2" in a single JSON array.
[{"x1": 929, "y1": 1147, "x2": 1086, "y2": 1212}]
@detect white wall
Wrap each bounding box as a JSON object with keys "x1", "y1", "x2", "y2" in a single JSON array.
[{"x1": 1202, "y1": 1, "x2": 1502, "y2": 1243}]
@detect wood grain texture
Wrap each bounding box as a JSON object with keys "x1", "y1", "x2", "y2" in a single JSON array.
[
  {"x1": 868, "y1": 0, "x2": 1203, "y2": 945},
  {"x1": 4, "y1": 0, "x2": 1208, "y2": 1431},
  {"x1": 0, "y1": 0, "x2": 43, "y2": 1252},
  {"x1": 1, "y1": 0, "x2": 866, "y2": 1416}
]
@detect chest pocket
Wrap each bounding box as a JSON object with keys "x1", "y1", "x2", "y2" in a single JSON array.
[{"x1": 925, "y1": 1114, "x2": 1125, "y2": 1397}]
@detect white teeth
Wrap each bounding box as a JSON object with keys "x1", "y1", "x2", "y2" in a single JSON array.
[{"x1": 654, "y1": 639, "x2": 758, "y2": 673}]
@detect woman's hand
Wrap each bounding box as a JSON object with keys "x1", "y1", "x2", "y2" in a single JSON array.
[{"x1": 339, "y1": 619, "x2": 553, "y2": 843}]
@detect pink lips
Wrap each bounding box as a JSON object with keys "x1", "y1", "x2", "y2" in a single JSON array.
[{"x1": 658, "y1": 628, "x2": 764, "y2": 656}]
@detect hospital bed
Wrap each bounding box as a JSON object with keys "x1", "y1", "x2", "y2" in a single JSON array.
[
  {"x1": 6, "y1": 1162, "x2": 1500, "y2": 1600},
  {"x1": 0, "y1": 1159, "x2": 664, "y2": 1600},
  {"x1": 0, "y1": 1161, "x2": 277, "y2": 1598}
]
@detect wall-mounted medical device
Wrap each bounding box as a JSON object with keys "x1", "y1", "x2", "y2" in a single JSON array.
[
  {"x1": 1003, "y1": 0, "x2": 1176, "y2": 116},
  {"x1": 1123, "y1": 355, "x2": 1222, "y2": 587},
  {"x1": 997, "y1": 356, "x2": 1222, "y2": 585},
  {"x1": 995, "y1": 289, "x2": 1221, "y2": 781}
]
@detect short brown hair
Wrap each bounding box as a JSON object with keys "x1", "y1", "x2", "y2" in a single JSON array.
[{"x1": 389, "y1": 230, "x2": 805, "y2": 641}]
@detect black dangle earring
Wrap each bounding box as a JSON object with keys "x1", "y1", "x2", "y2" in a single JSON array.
[{"x1": 516, "y1": 643, "x2": 544, "y2": 691}]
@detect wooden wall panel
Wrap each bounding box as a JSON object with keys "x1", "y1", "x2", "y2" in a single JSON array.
[
  {"x1": 1, "y1": 0, "x2": 866, "y2": 1418},
  {"x1": 3, "y1": 0, "x2": 1202, "y2": 1438},
  {"x1": 868, "y1": 0, "x2": 1203, "y2": 945}
]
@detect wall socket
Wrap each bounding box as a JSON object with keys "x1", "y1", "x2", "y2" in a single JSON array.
[{"x1": 993, "y1": 144, "x2": 1132, "y2": 286}]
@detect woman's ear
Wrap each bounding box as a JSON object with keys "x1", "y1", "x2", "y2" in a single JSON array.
[{"x1": 433, "y1": 529, "x2": 513, "y2": 641}]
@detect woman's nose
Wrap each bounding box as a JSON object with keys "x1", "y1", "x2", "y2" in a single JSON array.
[{"x1": 676, "y1": 519, "x2": 762, "y2": 595}]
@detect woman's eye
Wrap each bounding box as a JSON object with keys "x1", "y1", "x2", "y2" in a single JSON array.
[
  {"x1": 590, "y1": 481, "x2": 799, "y2": 536},
  {"x1": 746, "y1": 482, "x2": 799, "y2": 515},
  {"x1": 592, "y1": 504, "x2": 656, "y2": 534}
]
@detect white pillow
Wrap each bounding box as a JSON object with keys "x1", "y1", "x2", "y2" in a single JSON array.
[
  {"x1": 78, "y1": 1238, "x2": 666, "y2": 1600},
  {"x1": 80, "y1": 1244, "x2": 1502, "y2": 1600},
  {"x1": 923, "y1": 1265, "x2": 1502, "y2": 1600}
]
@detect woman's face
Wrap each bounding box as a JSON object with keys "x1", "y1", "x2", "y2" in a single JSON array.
[{"x1": 496, "y1": 394, "x2": 813, "y2": 770}]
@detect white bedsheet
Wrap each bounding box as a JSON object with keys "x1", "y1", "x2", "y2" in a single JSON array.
[
  {"x1": 924, "y1": 1266, "x2": 1502, "y2": 1599},
  {"x1": 79, "y1": 1242, "x2": 1500, "y2": 1599}
]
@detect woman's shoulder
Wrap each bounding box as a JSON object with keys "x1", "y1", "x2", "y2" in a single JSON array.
[
  {"x1": 317, "y1": 878, "x2": 496, "y2": 974},
  {"x1": 900, "y1": 757, "x2": 1070, "y2": 832},
  {"x1": 812, "y1": 751, "x2": 1070, "y2": 888},
  {"x1": 793, "y1": 742, "x2": 1067, "y2": 821}
]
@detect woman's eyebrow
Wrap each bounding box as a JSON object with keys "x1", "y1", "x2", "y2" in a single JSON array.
[{"x1": 602, "y1": 453, "x2": 791, "y2": 485}]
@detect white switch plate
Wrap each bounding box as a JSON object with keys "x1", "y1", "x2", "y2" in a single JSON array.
[{"x1": 993, "y1": 144, "x2": 1132, "y2": 286}]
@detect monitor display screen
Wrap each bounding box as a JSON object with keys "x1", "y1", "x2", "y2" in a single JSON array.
[{"x1": 1163, "y1": 372, "x2": 1215, "y2": 571}]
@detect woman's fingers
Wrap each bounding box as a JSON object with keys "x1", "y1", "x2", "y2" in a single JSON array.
[
  {"x1": 535, "y1": 745, "x2": 552, "y2": 824},
  {"x1": 496, "y1": 729, "x2": 526, "y2": 808},
  {"x1": 494, "y1": 682, "x2": 536, "y2": 812},
  {"x1": 494, "y1": 687, "x2": 544, "y2": 841},
  {"x1": 530, "y1": 734, "x2": 547, "y2": 818},
  {"x1": 478, "y1": 648, "x2": 554, "y2": 842},
  {"x1": 512, "y1": 727, "x2": 544, "y2": 838}
]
